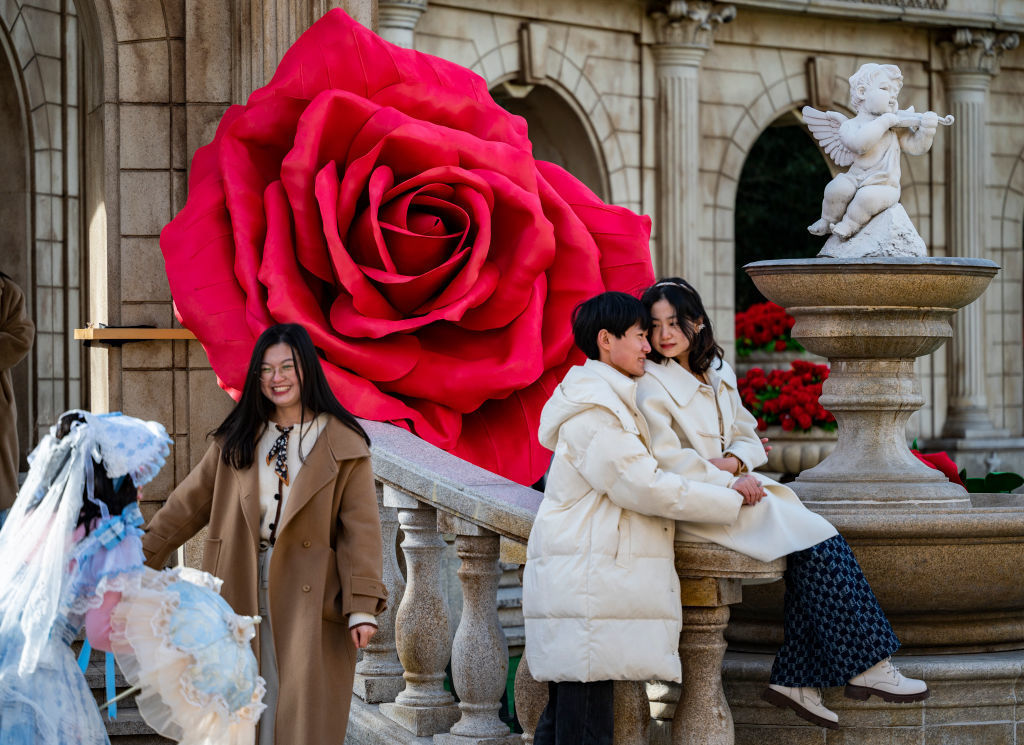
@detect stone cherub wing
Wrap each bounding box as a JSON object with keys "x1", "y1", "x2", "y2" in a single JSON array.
[{"x1": 802, "y1": 106, "x2": 854, "y2": 167}]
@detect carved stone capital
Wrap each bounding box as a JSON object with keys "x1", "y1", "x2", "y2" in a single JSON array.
[
  {"x1": 378, "y1": 0, "x2": 428, "y2": 48},
  {"x1": 941, "y1": 28, "x2": 1020, "y2": 77},
  {"x1": 649, "y1": 1, "x2": 736, "y2": 49}
]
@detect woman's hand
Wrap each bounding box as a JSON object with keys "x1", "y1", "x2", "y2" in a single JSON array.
[
  {"x1": 708, "y1": 455, "x2": 741, "y2": 475},
  {"x1": 761, "y1": 437, "x2": 772, "y2": 454},
  {"x1": 732, "y1": 475, "x2": 767, "y2": 506},
  {"x1": 350, "y1": 623, "x2": 377, "y2": 649}
]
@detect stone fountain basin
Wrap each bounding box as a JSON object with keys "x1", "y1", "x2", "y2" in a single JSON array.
[
  {"x1": 744, "y1": 257, "x2": 999, "y2": 358},
  {"x1": 727, "y1": 496, "x2": 1024, "y2": 653}
]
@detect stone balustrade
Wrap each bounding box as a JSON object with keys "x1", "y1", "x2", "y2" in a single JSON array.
[{"x1": 347, "y1": 420, "x2": 784, "y2": 745}]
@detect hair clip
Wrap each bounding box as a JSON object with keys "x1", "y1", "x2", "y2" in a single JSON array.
[{"x1": 696, "y1": 323, "x2": 706, "y2": 332}]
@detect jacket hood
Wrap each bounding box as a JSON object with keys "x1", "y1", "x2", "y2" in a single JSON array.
[{"x1": 539, "y1": 359, "x2": 642, "y2": 451}]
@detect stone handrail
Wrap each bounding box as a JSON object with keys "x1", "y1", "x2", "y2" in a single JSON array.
[{"x1": 350, "y1": 420, "x2": 784, "y2": 745}]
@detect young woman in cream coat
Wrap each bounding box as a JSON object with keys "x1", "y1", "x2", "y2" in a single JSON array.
[{"x1": 635, "y1": 279, "x2": 926, "y2": 729}]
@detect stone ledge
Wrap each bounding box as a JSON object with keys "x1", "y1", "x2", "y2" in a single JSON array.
[{"x1": 362, "y1": 420, "x2": 540, "y2": 544}]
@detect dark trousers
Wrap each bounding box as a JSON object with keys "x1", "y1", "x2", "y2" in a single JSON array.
[
  {"x1": 534, "y1": 680, "x2": 614, "y2": 745},
  {"x1": 769, "y1": 534, "x2": 900, "y2": 688}
]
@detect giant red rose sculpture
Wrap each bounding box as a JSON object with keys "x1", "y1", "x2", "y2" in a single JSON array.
[{"x1": 161, "y1": 9, "x2": 654, "y2": 486}]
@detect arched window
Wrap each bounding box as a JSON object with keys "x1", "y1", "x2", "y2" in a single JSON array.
[
  {"x1": 734, "y1": 111, "x2": 832, "y2": 310},
  {"x1": 492, "y1": 83, "x2": 609, "y2": 202}
]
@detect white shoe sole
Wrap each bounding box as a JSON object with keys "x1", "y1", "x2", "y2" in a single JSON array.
[
  {"x1": 844, "y1": 683, "x2": 929, "y2": 703},
  {"x1": 763, "y1": 687, "x2": 839, "y2": 729}
]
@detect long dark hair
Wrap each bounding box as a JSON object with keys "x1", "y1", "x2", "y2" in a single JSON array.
[
  {"x1": 56, "y1": 412, "x2": 138, "y2": 533},
  {"x1": 640, "y1": 278, "x2": 724, "y2": 375},
  {"x1": 213, "y1": 323, "x2": 370, "y2": 469}
]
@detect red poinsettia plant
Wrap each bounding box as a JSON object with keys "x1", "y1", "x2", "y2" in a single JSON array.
[
  {"x1": 738, "y1": 360, "x2": 836, "y2": 432},
  {"x1": 735, "y1": 301, "x2": 803, "y2": 357}
]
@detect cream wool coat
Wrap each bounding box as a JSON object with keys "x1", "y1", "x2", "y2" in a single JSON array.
[
  {"x1": 523, "y1": 359, "x2": 745, "y2": 684},
  {"x1": 635, "y1": 358, "x2": 836, "y2": 563}
]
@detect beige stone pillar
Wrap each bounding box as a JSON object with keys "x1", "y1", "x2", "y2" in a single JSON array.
[
  {"x1": 649, "y1": 2, "x2": 735, "y2": 281},
  {"x1": 378, "y1": 0, "x2": 427, "y2": 48},
  {"x1": 939, "y1": 29, "x2": 1019, "y2": 439}
]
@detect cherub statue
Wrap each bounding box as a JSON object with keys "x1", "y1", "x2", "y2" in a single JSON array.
[{"x1": 804, "y1": 63, "x2": 953, "y2": 242}]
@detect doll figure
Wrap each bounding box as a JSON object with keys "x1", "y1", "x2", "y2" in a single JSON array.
[
  {"x1": 804, "y1": 63, "x2": 952, "y2": 241},
  {"x1": 0, "y1": 410, "x2": 264, "y2": 745}
]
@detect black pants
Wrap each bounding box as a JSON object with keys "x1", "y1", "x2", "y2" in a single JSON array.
[{"x1": 534, "y1": 680, "x2": 614, "y2": 745}]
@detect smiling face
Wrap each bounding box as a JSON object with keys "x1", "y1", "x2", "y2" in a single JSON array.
[
  {"x1": 600, "y1": 322, "x2": 651, "y2": 379},
  {"x1": 259, "y1": 342, "x2": 304, "y2": 421},
  {"x1": 860, "y1": 76, "x2": 900, "y2": 115},
  {"x1": 649, "y1": 298, "x2": 695, "y2": 364}
]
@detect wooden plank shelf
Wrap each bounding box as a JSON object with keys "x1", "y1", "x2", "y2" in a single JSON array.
[{"x1": 74, "y1": 327, "x2": 197, "y2": 342}]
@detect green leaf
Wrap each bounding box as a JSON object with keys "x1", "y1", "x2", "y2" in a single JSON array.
[
  {"x1": 965, "y1": 477, "x2": 988, "y2": 493},
  {"x1": 984, "y1": 472, "x2": 1024, "y2": 493}
]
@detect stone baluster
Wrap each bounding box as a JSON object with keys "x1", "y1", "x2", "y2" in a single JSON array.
[
  {"x1": 354, "y1": 482, "x2": 407, "y2": 703},
  {"x1": 513, "y1": 655, "x2": 547, "y2": 744},
  {"x1": 435, "y1": 514, "x2": 520, "y2": 745},
  {"x1": 672, "y1": 543, "x2": 785, "y2": 745},
  {"x1": 380, "y1": 491, "x2": 460, "y2": 735},
  {"x1": 938, "y1": 28, "x2": 1019, "y2": 440},
  {"x1": 648, "y1": 1, "x2": 735, "y2": 281},
  {"x1": 378, "y1": 0, "x2": 428, "y2": 48},
  {"x1": 673, "y1": 578, "x2": 737, "y2": 745}
]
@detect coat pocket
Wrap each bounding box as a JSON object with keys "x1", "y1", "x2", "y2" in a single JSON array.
[
  {"x1": 615, "y1": 514, "x2": 631, "y2": 568},
  {"x1": 203, "y1": 537, "x2": 222, "y2": 575}
]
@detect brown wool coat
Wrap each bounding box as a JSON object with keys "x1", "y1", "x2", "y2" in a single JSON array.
[
  {"x1": 141, "y1": 416, "x2": 387, "y2": 745},
  {"x1": 0, "y1": 276, "x2": 34, "y2": 510}
]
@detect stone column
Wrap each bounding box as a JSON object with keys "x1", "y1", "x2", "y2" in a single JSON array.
[
  {"x1": 649, "y1": 2, "x2": 735, "y2": 281},
  {"x1": 435, "y1": 515, "x2": 519, "y2": 745},
  {"x1": 378, "y1": 0, "x2": 428, "y2": 48},
  {"x1": 939, "y1": 29, "x2": 1019, "y2": 439},
  {"x1": 354, "y1": 483, "x2": 407, "y2": 703},
  {"x1": 380, "y1": 491, "x2": 460, "y2": 736},
  {"x1": 672, "y1": 542, "x2": 785, "y2": 745}
]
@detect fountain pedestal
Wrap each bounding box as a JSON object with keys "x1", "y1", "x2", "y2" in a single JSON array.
[{"x1": 745, "y1": 257, "x2": 999, "y2": 507}]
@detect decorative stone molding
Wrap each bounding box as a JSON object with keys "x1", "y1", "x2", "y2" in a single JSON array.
[
  {"x1": 941, "y1": 28, "x2": 1020, "y2": 76},
  {"x1": 518, "y1": 22, "x2": 549, "y2": 85},
  {"x1": 378, "y1": 0, "x2": 428, "y2": 48},
  {"x1": 806, "y1": 56, "x2": 836, "y2": 111},
  {"x1": 650, "y1": 1, "x2": 736, "y2": 49}
]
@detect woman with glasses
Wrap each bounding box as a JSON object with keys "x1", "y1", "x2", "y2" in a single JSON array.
[{"x1": 141, "y1": 323, "x2": 386, "y2": 745}]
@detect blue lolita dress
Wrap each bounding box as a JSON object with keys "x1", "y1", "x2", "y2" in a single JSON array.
[
  {"x1": 0, "y1": 504, "x2": 146, "y2": 745},
  {"x1": 0, "y1": 411, "x2": 265, "y2": 745}
]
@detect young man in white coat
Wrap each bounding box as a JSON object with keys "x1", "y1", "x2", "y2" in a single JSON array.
[{"x1": 522, "y1": 292, "x2": 761, "y2": 745}]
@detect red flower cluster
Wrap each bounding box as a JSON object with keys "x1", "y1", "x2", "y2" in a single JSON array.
[
  {"x1": 738, "y1": 360, "x2": 836, "y2": 432},
  {"x1": 735, "y1": 302, "x2": 801, "y2": 357}
]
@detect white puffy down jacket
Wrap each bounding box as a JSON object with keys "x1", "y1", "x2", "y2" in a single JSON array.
[{"x1": 523, "y1": 359, "x2": 744, "y2": 683}]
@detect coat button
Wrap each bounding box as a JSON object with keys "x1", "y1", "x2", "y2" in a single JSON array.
[
  {"x1": 302, "y1": 540, "x2": 311, "y2": 548},
  {"x1": 302, "y1": 584, "x2": 311, "y2": 593}
]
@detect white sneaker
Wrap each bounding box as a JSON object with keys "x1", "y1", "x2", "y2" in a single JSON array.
[
  {"x1": 763, "y1": 684, "x2": 839, "y2": 729},
  {"x1": 845, "y1": 657, "x2": 929, "y2": 703}
]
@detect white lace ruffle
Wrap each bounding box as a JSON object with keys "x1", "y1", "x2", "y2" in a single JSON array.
[{"x1": 110, "y1": 567, "x2": 266, "y2": 745}]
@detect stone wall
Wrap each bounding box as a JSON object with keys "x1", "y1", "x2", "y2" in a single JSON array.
[{"x1": 2, "y1": 0, "x2": 1022, "y2": 483}]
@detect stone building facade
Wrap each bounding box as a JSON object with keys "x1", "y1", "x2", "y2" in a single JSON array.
[{"x1": 2, "y1": 0, "x2": 1023, "y2": 499}]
